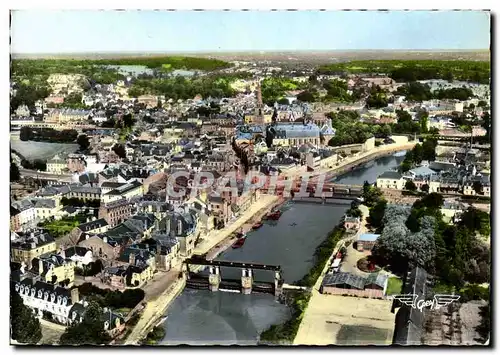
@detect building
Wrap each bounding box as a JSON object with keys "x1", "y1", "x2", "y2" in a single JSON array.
[
  {"x1": 98, "y1": 198, "x2": 134, "y2": 227},
  {"x1": 78, "y1": 234, "x2": 122, "y2": 260},
  {"x1": 64, "y1": 185, "x2": 102, "y2": 201},
  {"x1": 376, "y1": 171, "x2": 405, "y2": 190},
  {"x1": 102, "y1": 180, "x2": 143, "y2": 203},
  {"x1": 320, "y1": 272, "x2": 388, "y2": 298},
  {"x1": 33, "y1": 199, "x2": 60, "y2": 222},
  {"x1": 61, "y1": 246, "x2": 94, "y2": 269},
  {"x1": 159, "y1": 209, "x2": 199, "y2": 258},
  {"x1": 11, "y1": 206, "x2": 21, "y2": 232},
  {"x1": 356, "y1": 233, "x2": 381, "y2": 252},
  {"x1": 272, "y1": 122, "x2": 322, "y2": 147},
  {"x1": 344, "y1": 216, "x2": 361, "y2": 232},
  {"x1": 137, "y1": 95, "x2": 159, "y2": 108},
  {"x1": 11, "y1": 199, "x2": 36, "y2": 229},
  {"x1": 46, "y1": 154, "x2": 68, "y2": 174},
  {"x1": 31, "y1": 254, "x2": 76, "y2": 287},
  {"x1": 12, "y1": 277, "x2": 82, "y2": 325},
  {"x1": 11, "y1": 230, "x2": 57, "y2": 264}
]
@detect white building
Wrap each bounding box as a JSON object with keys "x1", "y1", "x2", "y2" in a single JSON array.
[{"x1": 376, "y1": 171, "x2": 405, "y2": 190}]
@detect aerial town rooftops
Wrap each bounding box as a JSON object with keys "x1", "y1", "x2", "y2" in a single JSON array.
[{"x1": 11, "y1": 231, "x2": 55, "y2": 250}]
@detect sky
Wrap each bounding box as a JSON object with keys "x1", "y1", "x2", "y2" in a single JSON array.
[{"x1": 10, "y1": 10, "x2": 491, "y2": 53}]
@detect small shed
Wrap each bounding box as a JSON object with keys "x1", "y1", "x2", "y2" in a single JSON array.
[{"x1": 357, "y1": 233, "x2": 380, "y2": 251}]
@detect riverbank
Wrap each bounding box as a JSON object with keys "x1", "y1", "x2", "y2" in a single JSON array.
[
  {"x1": 203, "y1": 196, "x2": 286, "y2": 261},
  {"x1": 195, "y1": 194, "x2": 281, "y2": 259},
  {"x1": 125, "y1": 195, "x2": 282, "y2": 345},
  {"x1": 125, "y1": 277, "x2": 186, "y2": 345}
]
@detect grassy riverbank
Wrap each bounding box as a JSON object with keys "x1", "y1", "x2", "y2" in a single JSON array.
[{"x1": 259, "y1": 224, "x2": 347, "y2": 344}]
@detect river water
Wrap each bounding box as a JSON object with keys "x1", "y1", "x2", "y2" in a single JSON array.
[
  {"x1": 10, "y1": 133, "x2": 79, "y2": 160},
  {"x1": 159, "y1": 152, "x2": 405, "y2": 345}
]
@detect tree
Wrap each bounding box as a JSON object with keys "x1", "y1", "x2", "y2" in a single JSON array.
[
  {"x1": 10, "y1": 161, "x2": 20, "y2": 182},
  {"x1": 20, "y1": 126, "x2": 32, "y2": 141},
  {"x1": 112, "y1": 144, "x2": 127, "y2": 159},
  {"x1": 417, "y1": 110, "x2": 429, "y2": 133},
  {"x1": 421, "y1": 184, "x2": 430, "y2": 193},
  {"x1": 421, "y1": 139, "x2": 437, "y2": 161},
  {"x1": 368, "y1": 199, "x2": 387, "y2": 230},
  {"x1": 77, "y1": 134, "x2": 91, "y2": 151},
  {"x1": 405, "y1": 180, "x2": 417, "y2": 191},
  {"x1": 122, "y1": 113, "x2": 135, "y2": 128},
  {"x1": 59, "y1": 301, "x2": 110, "y2": 345},
  {"x1": 10, "y1": 285, "x2": 42, "y2": 344},
  {"x1": 481, "y1": 112, "x2": 491, "y2": 141}
]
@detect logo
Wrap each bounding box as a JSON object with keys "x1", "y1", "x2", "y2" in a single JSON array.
[{"x1": 391, "y1": 294, "x2": 460, "y2": 312}]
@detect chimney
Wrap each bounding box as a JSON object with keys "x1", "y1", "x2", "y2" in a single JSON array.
[
  {"x1": 166, "y1": 218, "x2": 171, "y2": 234},
  {"x1": 92, "y1": 216, "x2": 97, "y2": 221},
  {"x1": 70, "y1": 288, "x2": 79, "y2": 304},
  {"x1": 31, "y1": 232, "x2": 35, "y2": 238},
  {"x1": 177, "y1": 219, "x2": 182, "y2": 235},
  {"x1": 60, "y1": 248, "x2": 66, "y2": 259},
  {"x1": 87, "y1": 217, "x2": 90, "y2": 223},
  {"x1": 38, "y1": 259, "x2": 44, "y2": 275},
  {"x1": 103, "y1": 236, "x2": 108, "y2": 244},
  {"x1": 129, "y1": 252, "x2": 136, "y2": 265}
]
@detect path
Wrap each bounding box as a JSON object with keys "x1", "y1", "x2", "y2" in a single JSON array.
[{"x1": 293, "y1": 205, "x2": 395, "y2": 346}]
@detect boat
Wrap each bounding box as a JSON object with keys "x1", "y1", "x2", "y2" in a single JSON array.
[
  {"x1": 267, "y1": 210, "x2": 282, "y2": 220},
  {"x1": 252, "y1": 222, "x2": 263, "y2": 230},
  {"x1": 235, "y1": 232, "x2": 246, "y2": 239},
  {"x1": 232, "y1": 237, "x2": 247, "y2": 249}
]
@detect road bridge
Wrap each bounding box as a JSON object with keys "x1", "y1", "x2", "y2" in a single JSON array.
[
  {"x1": 20, "y1": 168, "x2": 74, "y2": 184},
  {"x1": 291, "y1": 196, "x2": 357, "y2": 205},
  {"x1": 184, "y1": 257, "x2": 284, "y2": 296}
]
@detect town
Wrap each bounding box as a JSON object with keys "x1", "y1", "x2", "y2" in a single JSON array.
[{"x1": 10, "y1": 11, "x2": 491, "y2": 347}]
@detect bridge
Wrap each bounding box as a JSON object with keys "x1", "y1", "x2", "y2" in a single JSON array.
[
  {"x1": 19, "y1": 168, "x2": 74, "y2": 184},
  {"x1": 184, "y1": 257, "x2": 284, "y2": 296},
  {"x1": 291, "y1": 196, "x2": 358, "y2": 205}
]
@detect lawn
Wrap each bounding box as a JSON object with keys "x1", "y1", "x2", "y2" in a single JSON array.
[
  {"x1": 386, "y1": 277, "x2": 403, "y2": 296},
  {"x1": 336, "y1": 324, "x2": 392, "y2": 345},
  {"x1": 40, "y1": 217, "x2": 82, "y2": 238}
]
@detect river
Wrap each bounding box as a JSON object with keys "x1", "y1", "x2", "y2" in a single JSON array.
[
  {"x1": 330, "y1": 151, "x2": 406, "y2": 185},
  {"x1": 159, "y1": 151, "x2": 405, "y2": 345},
  {"x1": 10, "y1": 133, "x2": 79, "y2": 160}
]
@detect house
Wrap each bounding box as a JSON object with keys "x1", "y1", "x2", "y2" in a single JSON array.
[
  {"x1": 12, "y1": 277, "x2": 82, "y2": 325},
  {"x1": 70, "y1": 218, "x2": 109, "y2": 243},
  {"x1": 78, "y1": 234, "x2": 123, "y2": 260},
  {"x1": 61, "y1": 246, "x2": 94, "y2": 268},
  {"x1": 11, "y1": 199, "x2": 36, "y2": 229},
  {"x1": 31, "y1": 254, "x2": 76, "y2": 287},
  {"x1": 208, "y1": 196, "x2": 231, "y2": 228},
  {"x1": 98, "y1": 198, "x2": 134, "y2": 227},
  {"x1": 11, "y1": 206, "x2": 21, "y2": 232},
  {"x1": 271, "y1": 122, "x2": 322, "y2": 147},
  {"x1": 33, "y1": 199, "x2": 59, "y2": 222},
  {"x1": 101, "y1": 264, "x2": 154, "y2": 289},
  {"x1": 64, "y1": 185, "x2": 102, "y2": 201},
  {"x1": 356, "y1": 233, "x2": 381, "y2": 252},
  {"x1": 102, "y1": 180, "x2": 143, "y2": 203},
  {"x1": 158, "y1": 208, "x2": 199, "y2": 258},
  {"x1": 376, "y1": 171, "x2": 405, "y2": 190},
  {"x1": 146, "y1": 234, "x2": 180, "y2": 271},
  {"x1": 344, "y1": 216, "x2": 361, "y2": 232},
  {"x1": 46, "y1": 154, "x2": 68, "y2": 174},
  {"x1": 320, "y1": 272, "x2": 388, "y2": 298},
  {"x1": 11, "y1": 230, "x2": 57, "y2": 265}
]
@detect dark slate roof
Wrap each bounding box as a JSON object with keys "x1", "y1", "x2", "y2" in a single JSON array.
[
  {"x1": 64, "y1": 246, "x2": 91, "y2": 258},
  {"x1": 11, "y1": 231, "x2": 55, "y2": 250},
  {"x1": 322, "y1": 272, "x2": 366, "y2": 290},
  {"x1": 78, "y1": 218, "x2": 108, "y2": 232},
  {"x1": 101, "y1": 181, "x2": 125, "y2": 189},
  {"x1": 105, "y1": 180, "x2": 142, "y2": 196},
  {"x1": 14, "y1": 277, "x2": 75, "y2": 306},
  {"x1": 392, "y1": 267, "x2": 428, "y2": 345},
  {"x1": 158, "y1": 210, "x2": 198, "y2": 238},
  {"x1": 378, "y1": 171, "x2": 403, "y2": 180}
]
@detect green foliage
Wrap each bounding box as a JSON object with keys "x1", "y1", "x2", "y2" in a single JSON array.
[
  {"x1": 475, "y1": 303, "x2": 490, "y2": 344},
  {"x1": 362, "y1": 183, "x2": 385, "y2": 208},
  {"x1": 77, "y1": 283, "x2": 145, "y2": 309},
  {"x1": 10, "y1": 161, "x2": 20, "y2": 182},
  {"x1": 326, "y1": 110, "x2": 376, "y2": 146},
  {"x1": 365, "y1": 85, "x2": 388, "y2": 109},
  {"x1": 459, "y1": 208, "x2": 491, "y2": 237},
  {"x1": 316, "y1": 60, "x2": 490, "y2": 84},
  {"x1": 21, "y1": 158, "x2": 47, "y2": 171},
  {"x1": 39, "y1": 215, "x2": 85, "y2": 238},
  {"x1": 59, "y1": 301, "x2": 111, "y2": 345},
  {"x1": 386, "y1": 277, "x2": 403, "y2": 295},
  {"x1": 112, "y1": 144, "x2": 127, "y2": 159},
  {"x1": 395, "y1": 82, "x2": 433, "y2": 102},
  {"x1": 259, "y1": 292, "x2": 311, "y2": 344},
  {"x1": 322, "y1": 78, "x2": 357, "y2": 102},
  {"x1": 19, "y1": 127, "x2": 79, "y2": 143},
  {"x1": 405, "y1": 180, "x2": 417, "y2": 191},
  {"x1": 346, "y1": 206, "x2": 362, "y2": 218},
  {"x1": 77, "y1": 134, "x2": 90, "y2": 151},
  {"x1": 434, "y1": 87, "x2": 474, "y2": 101},
  {"x1": 368, "y1": 199, "x2": 387, "y2": 231},
  {"x1": 296, "y1": 90, "x2": 318, "y2": 102},
  {"x1": 10, "y1": 285, "x2": 42, "y2": 344},
  {"x1": 62, "y1": 92, "x2": 85, "y2": 109},
  {"x1": 60, "y1": 197, "x2": 100, "y2": 208},
  {"x1": 141, "y1": 326, "x2": 166, "y2": 345},
  {"x1": 261, "y1": 77, "x2": 306, "y2": 105},
  {"x1": 10, "y1": 82, "x2": 50, "y2": 112},
  {"x1": 128, "y1": 74, "x2": 236, "y2": 100}
]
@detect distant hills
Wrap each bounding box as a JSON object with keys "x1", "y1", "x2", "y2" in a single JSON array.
[{"x1": 12, "y1": 50, "x2": 490, "y2": 63}]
